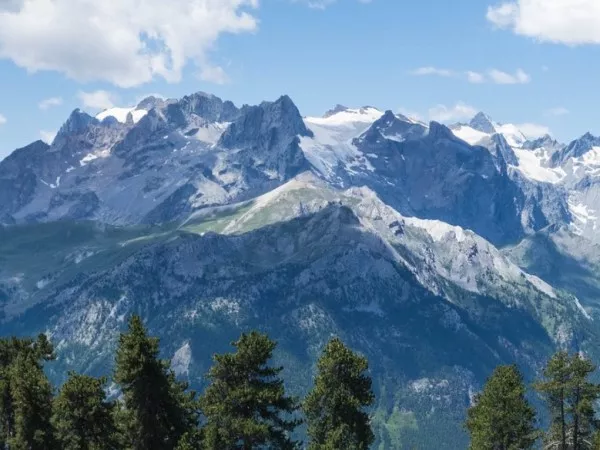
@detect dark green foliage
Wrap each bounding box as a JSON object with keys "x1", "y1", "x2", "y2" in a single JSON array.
[
  {"x1": 465, "y1": 365, "x2": 537, "y2": 450},
  {"x1": 200, "y1": 331, "x2": 301, "y2": 449},
  {"x1": 303, "y1": 337, "x2": 375, "y2": 450},
  {"x1": 173, "y1": 429, "x2": 203, "y2": 450},
  {"x1": 0, "y1": 335, "x2": 55, "y2": 450},
  {"x1": 114, "y1": 315, "x2": 199, "y2": 450},
  {"x1": 535, "y1": 351, "x2": 600, "y2": 450},
  {"x1": 52, "y1": 372, "x2": 118, "y2": 450}
]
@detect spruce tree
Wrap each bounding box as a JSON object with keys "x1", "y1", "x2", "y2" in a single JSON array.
[
  {"x1": 465, "y1": 364, "x2": 537, "y2": 450},
  {"x1": 8, "y1": 353, "x2": 54, "y2": 450},
  {"x1": 535, "y1": 351, "x2": 600, "y2": 450},
  {"x1": 52, "y1": 372, "x2": 118, "y2": 450},
  {"x1": 303, "y1": 337, "x2": 375, "y2": 450},
  {"x1": 114, "y1": 315, "x2": 198, "y2": 450},
  {"x1": 200, "y1": 331, "x2": 301, "y2": 449},
  {"x1": 536, "y1": 351, "x2": 571, "y2": 449},
  {"x1": 0, "y1": 334, "x2": 55, "y2": 450},
  {"x1": 568, "y1": 355, "x2": 599, "y2": 450}
]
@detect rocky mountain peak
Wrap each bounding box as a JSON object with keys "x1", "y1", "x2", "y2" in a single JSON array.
[
  {"x1": 469, "y1": 112, "x2": 496, "y2": 134},
  {"x1": 136, "y1": 95, "x2": 165, "y2": 111},
  {"x1": 551, "y1": 132, "x2": 600, "y2": 167},
  {"x1": 56, "y1": 109, "x2": 99, "y2": 137},
  {"x1": 427, "y1": 121, "x2": 456, "y2": 141},
  {"x1": 323, "y1": 104, "x2": 350, "y2": 118}
]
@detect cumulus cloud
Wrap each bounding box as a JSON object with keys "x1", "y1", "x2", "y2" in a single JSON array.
[
  {"x1": 487, "y1": 0, "x2": 600, "y2": 45},
  {"x1": 38, "y1": 96, "x2": 63, "y2": 110},
  {"x1": 428, "y1": 102, "x2": 478, "y2": 122},
  {"x1": 0, "y1": 0, "x2": 259, "y2": 88},
  {"x1": 78, "y1": 90, "x2": 117, "y2": 111}
]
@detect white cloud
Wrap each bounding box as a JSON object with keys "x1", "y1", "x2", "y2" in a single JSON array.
[
  {"x1": 0, "y1": 113, "x2": 6, "y2": 125},
  {"x1": 466, "y1": 71, "x2": 486, "y2": 83},
  {"x1": 517, "y1": 123, "x2": 551, "y2": 138},
  {"x1": 488, "y1": 68, "x2": 530, "y2": 84},
  {"x1": 411, "y1": 67, "x2": 456, "y2": 77},
  {"x1": 0, "y1": 0, "x2": 259, "y2": 88},
  {"x1": 545, "y1": 107, "x2": 569, "y2": 116},
  {"x1": 40, "y1": 129, "x2": 57, "y2": 144},
  {"x1": 487, "y1": 0, "x2": 600, "y2": 45},
  {"x1": 78, "y1": 90, "x2": 117, "y2": 111},
  {"x1": 428, "y1": 102, "x2": 478, "y2": 122},
  {"x1": 38, "y1": 96, "x2": 63, "y2": 110},
  {"x1": 413, "y1": 67, "x2": 531, "y2": 85},
  {"x1": 299, "y1": 0, "x2": 372, "y2": 8},
  {"x1": 199, "y1": 65, "x2": 230, "y2": 85}
]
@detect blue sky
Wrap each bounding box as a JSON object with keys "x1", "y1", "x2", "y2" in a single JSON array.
[{"x1": 0, "y1": 0, "x2": 599, "y2": 159}]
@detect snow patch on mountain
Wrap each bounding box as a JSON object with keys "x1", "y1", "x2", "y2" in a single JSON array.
[
  {"x1": 190, "y1": 122, "x2": 231, "y2": 145},
  {"x1": 452, "y1": 113, "x2": 566, "y2": 184},
  {"x1": 97, "y1": 107, "x2": 148, "y2": 124},
  {"x1": 308, "y1": 106, "x2": 383, "y2": 129},
  {"x1": 301, "y1": 107, "x2": 383, "y2": 179},
  {"x1": 451, "y1": 125, "x2": 489, "y2": 146},
  {"x1": 511, "y1": 147, "x2": 564, "y2": 183}
]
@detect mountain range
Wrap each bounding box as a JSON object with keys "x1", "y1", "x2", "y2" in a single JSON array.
[{"x1": 2, "y1": 91, "x2": 600, "y2": 448}]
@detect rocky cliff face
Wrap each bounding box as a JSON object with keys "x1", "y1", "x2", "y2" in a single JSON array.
[{"x1": 1, "y1": 92, "x2": 600, "y2": 449}]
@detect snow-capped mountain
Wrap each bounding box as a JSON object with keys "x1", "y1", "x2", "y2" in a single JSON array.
[
  {"x1": 2, "y1": 91, "x2": 600, "y2": 449},
  {"x1": 449, "y1": 111, "x2": 600, "y2": 243}
]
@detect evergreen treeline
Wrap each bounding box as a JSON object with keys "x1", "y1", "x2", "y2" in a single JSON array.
[
  {"x1": 466, "y1": 353, "x2": 600, "y2": 450},
  {"x1": 0, "y1": 316, "x2": 374, "y2": 450},
  {"x1": 4, "y1": 315, "x2": 600, "y2": 449}
]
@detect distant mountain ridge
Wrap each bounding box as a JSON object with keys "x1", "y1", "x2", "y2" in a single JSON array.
[{"x1": 2, "y1": 90, "x2": 600, "y2": 449}]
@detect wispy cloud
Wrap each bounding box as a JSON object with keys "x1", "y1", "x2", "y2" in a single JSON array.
[
  {"x1": 488, "y1": 68, "x2": 530, "y2": 84},
  {"x1": 0, "y1": 113, "x2": 6, "y2": 125},
  {"x1": 545, "y1": 107, "x2": 570, "y2": 117},
  {"x1": 38, "y1": 96, "x2": 63, "y2": 110},
  {"x1": 466, "y1": 71, "x2": 486, "y2": 84},
  {"x1": 77, "y1": 90, "x2": 117, "y2": 111},
  {"x1": 412, "y1": 67, "x2": 531, "y2": 85},
  {"x1": 517, "y1": 123, "x2": 551, "y2": 139},
  {"x1": 411, "y1": 66, "x2": 456, "y2": 77},
  {"x1": 299, "y1": 0, "x2": 372, "y2": 9},
  {"x1": 199, "y1": 65, "x2": 230, "y2": 85},
  {"x1": 487, "y1": 0, "x2": 600, "y2": 45},
  {"x1": 40, "y1": 130, "x2": 57, "y2": 144},
  {"x1": 428, "y1": 102, "x2": 478, "y2": 122}
]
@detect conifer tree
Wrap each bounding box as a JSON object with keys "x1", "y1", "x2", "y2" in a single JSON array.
[
  {"x1": 569, "y1": 355, "x2": 599, "y2": 450},
  {"x1": 114, "y1": 315, "x2": 198, "y2": 450},
  {"x1": 465, "y1": 364, "x2": 537, "y2": 450},
  {"x1": 0, "y1": 334, "x2": 55, "y2": 450},
  {"x1": 536, "y1": 351, "x2": 600, "y2": 450},
  {"x1": 303, "y1": 337, "x2": 375, "y2": 450},
  {"x1": 8, "y1": 353, "x2": 54, "y2": 450},
  {"x1": 52, "y1": 372, "x2": 118, "y2": 450},
  {"x1": 200, "y1": 331, "x2": 301, "y2": 449}
]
